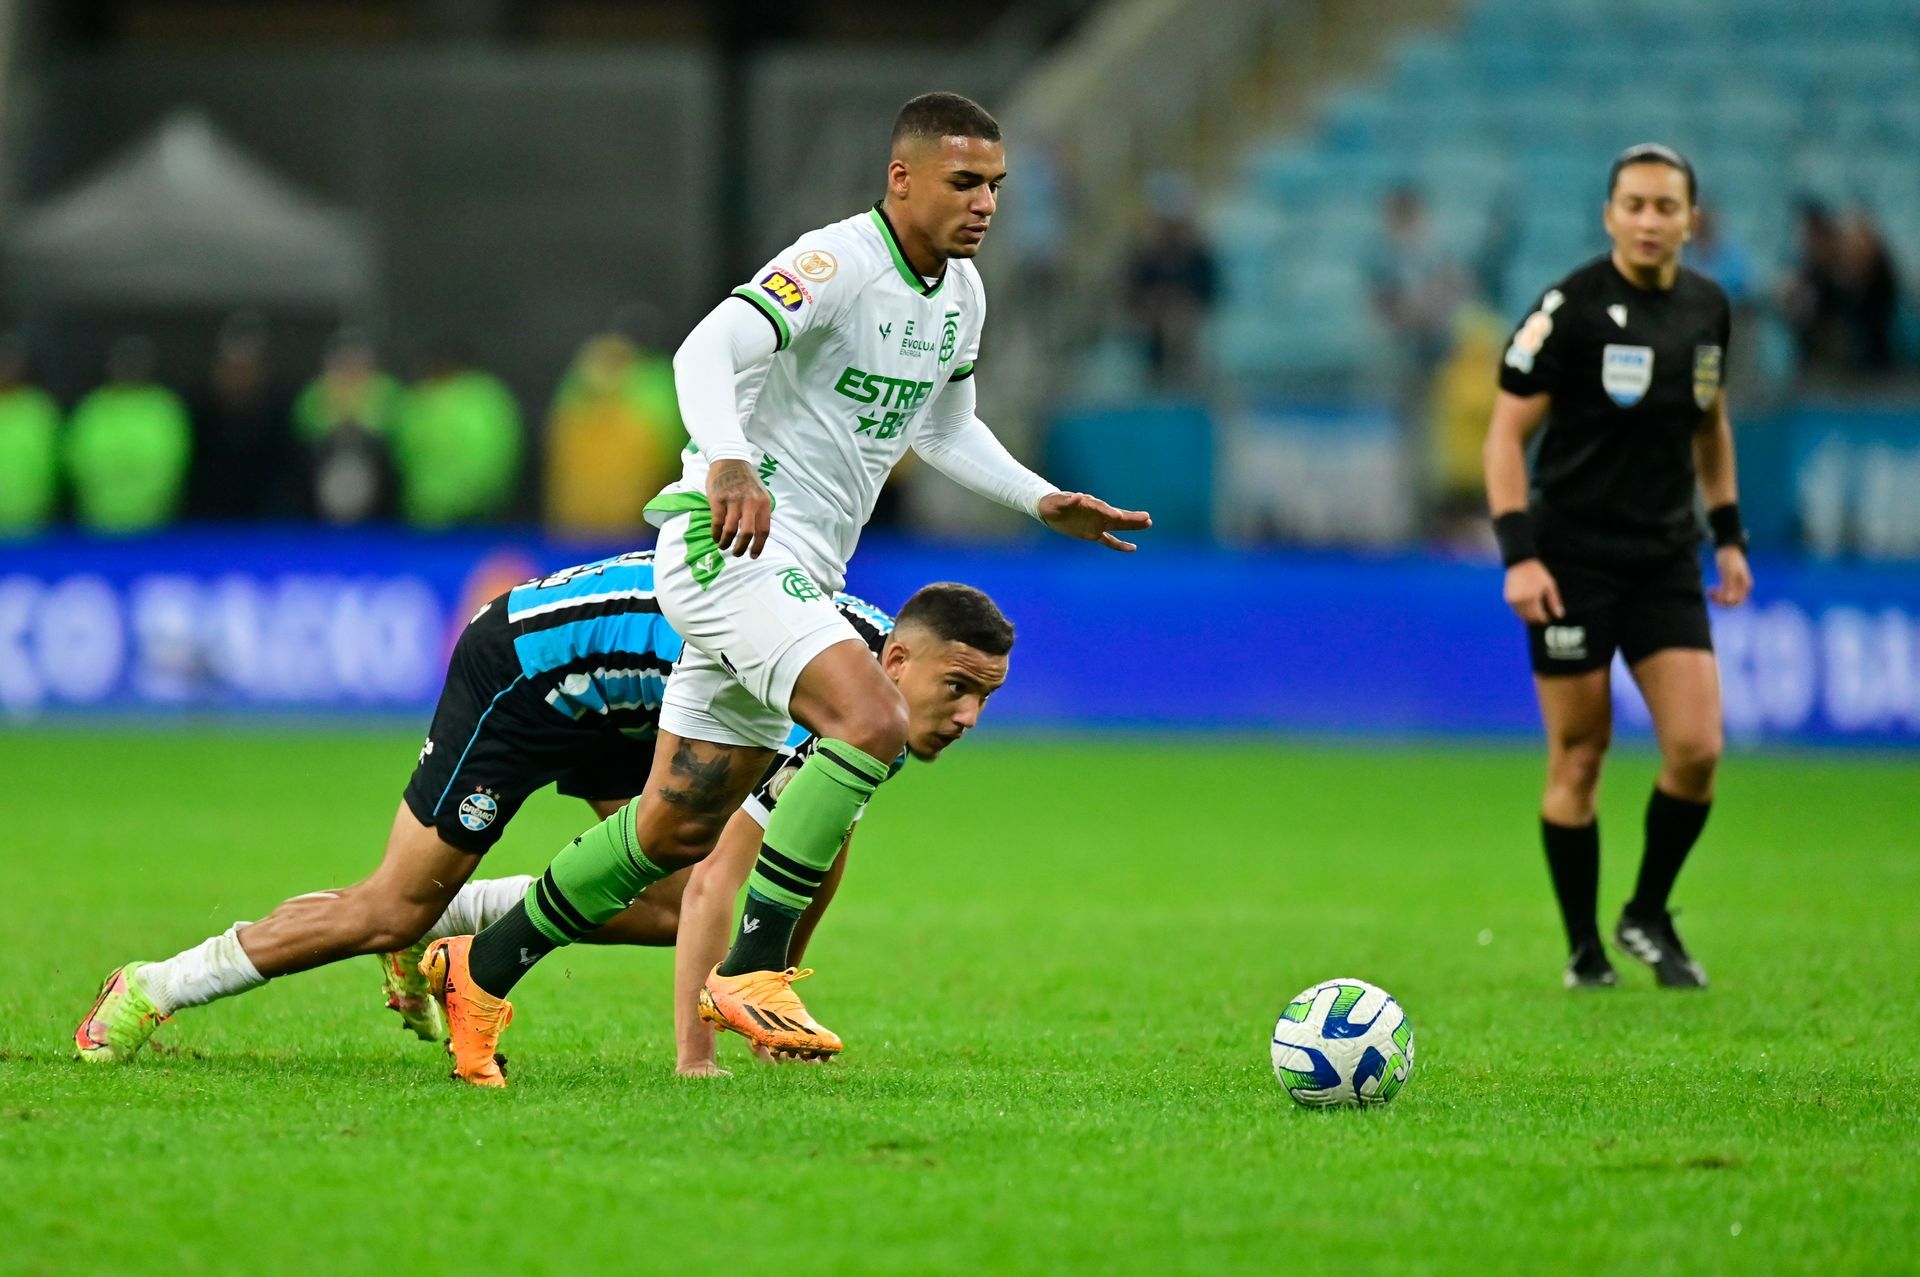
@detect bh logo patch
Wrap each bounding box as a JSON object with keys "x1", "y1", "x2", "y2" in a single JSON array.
[
  {"x1": 759, "y1": 269, "x2": 808, "y2": 312},
  {"x1": 1601, "y1": 344, "x2": 1653, "y2": 407},
  {"x1": 458, "y1": 790, "x2": 500, "y2": 833},
  {"x1": 1543, "y1": 625, "x2": 1588, "y2": 661}
]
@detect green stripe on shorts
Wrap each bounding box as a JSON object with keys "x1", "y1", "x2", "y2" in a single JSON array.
[{"x1": 644, "y1": 492, "x2": 724, "y2": 590}]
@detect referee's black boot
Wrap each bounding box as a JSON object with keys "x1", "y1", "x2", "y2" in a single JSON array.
[
  {"x1": 1614, "y1": 906, "x2": 1708, "y2": 989},
  {"x1": 1563, "y1": 938, "x2": 1618, "y2": 990}
]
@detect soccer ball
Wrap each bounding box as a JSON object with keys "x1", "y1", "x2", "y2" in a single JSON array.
[{"x1": 1270, "y1": 978, "x2": 1415, "y2": 1108}]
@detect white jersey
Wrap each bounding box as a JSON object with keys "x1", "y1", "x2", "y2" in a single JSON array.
[{"x1": 652, "y1": 205, "x2": 985, "y2": 592}]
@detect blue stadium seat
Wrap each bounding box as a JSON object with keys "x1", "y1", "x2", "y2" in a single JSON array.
[
  {"x1": 1210, "y1": 0, "x2": 1890, "y2": 395},
  {"x1": 1047, "y1": 402, "x2": 1215, "y2": 536},
  {"x1": 1319, "y1": 89, "x2": 1407, "y2": 156}
]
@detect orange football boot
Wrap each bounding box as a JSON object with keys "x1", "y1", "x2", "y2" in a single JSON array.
[
  {"x1": 420, "y1": 936, "x2": 513, "y2": 1088},
  {"x1": 699, "y1": 966, "x2": 842, "y2": 1059}
]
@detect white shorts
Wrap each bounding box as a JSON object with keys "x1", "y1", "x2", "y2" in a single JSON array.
[{"x1": 653, "y1": 512, "x2": 860, "y2": 750}]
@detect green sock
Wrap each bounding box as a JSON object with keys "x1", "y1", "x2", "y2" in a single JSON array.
[
  {"x1": 469, "y1": 803, "x2": 670, "y2": 994},
  {"x1": 718, "y1": 739, "x2": 888, "y2": 975}
]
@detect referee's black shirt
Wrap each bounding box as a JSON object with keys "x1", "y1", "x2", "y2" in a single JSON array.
[{"x1": 1499, "y1": 256, "x2": 1732, "y2": 563}]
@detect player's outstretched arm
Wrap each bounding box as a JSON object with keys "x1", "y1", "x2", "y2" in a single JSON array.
[
  {"x1": 914, "y1": 375, "x2": 1150, "y2": 549},
  {"x1": 672, "y1": 809, "x2": 763, "y2": 1076},
  {"x1": 673, "y1": 809, "x2": 853, "y2": 1074},
  {"x1": 1037, "y1": 491, "x2": 1153, "y2": 553},
  {"x1": 788, "y1": 830, "x2": 852, "y2": 967}
]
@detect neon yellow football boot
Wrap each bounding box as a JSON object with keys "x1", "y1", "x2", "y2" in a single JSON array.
[
  {"x1": 74, "y1": 963, "x2": 169, "y2": 1064},
  {"x1": 378, "y1": 941, "x2": 448, "y2": 1042}
]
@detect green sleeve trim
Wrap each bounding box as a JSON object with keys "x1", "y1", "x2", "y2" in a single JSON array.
[
  {"x1": 730, "y1": 286, "x2": 792, "y2": 351},
  {"x1": 950, "y1": 361, "x2": 976, "y2": 382}
]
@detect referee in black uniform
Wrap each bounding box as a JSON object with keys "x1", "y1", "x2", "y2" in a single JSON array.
[{"x1": 1483, "y1": 144, "x2": 1753, "y2": 990}]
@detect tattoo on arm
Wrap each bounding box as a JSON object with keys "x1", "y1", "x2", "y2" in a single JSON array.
[{"x1": 658, "y1": 739, "x2": 739, "y2": 814}]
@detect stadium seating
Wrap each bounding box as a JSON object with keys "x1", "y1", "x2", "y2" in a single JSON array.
[{"x1": 1210, "y1": 0, "x2": 1920, "y2": 389}]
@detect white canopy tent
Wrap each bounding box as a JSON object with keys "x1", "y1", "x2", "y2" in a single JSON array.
[{"x1": 6, "y1": 110, "x2": 374, "y2": 309}]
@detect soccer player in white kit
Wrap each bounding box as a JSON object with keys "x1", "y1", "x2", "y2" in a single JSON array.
[{"x1": 425, "y1": 92, "x2": 1151, "y2": 1085}]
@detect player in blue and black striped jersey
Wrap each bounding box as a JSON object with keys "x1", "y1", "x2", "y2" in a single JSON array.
[{"x1": 74, "y1": 556, "x2": 1012, "y2": 1074}]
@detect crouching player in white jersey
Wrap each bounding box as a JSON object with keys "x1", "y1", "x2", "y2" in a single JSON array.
[{"x1": 426, "y1": 91, "x2": 1149, "y2": 1085}]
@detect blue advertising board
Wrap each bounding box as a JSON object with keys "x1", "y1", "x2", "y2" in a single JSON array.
[{"x1": 2, "y1": 528, "x2": 1917, "y2": 747}]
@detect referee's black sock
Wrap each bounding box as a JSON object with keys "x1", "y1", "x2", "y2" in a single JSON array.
[
  {"x1": 1541, "y1": 818, "x2": 1602, "y2": 950},
  {"x1": 1629, "y1": 788, "x2": 1711, "y2": 917}
]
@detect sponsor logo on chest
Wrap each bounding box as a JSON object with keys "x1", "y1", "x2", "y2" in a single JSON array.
[
  {"x1": 834, "y1": 365, "x2": 935, "y2": 441},
  {"x1": 882, "y1": 308, "x2": 963, "y2": 361}
]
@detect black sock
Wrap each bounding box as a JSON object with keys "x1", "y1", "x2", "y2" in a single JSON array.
[
  {"x1": 1630, "y1": 788, "x2": 1711, "y2": 916},
  {"x1": 466, "y1": 901, "x2": 556, "y2": 999},
  {"x1": 716, "y1": 890, "x2": 803, "y2": 977},
  {"x1": 1542, "y1": 818, "x2": 1602, "y2": 950}
]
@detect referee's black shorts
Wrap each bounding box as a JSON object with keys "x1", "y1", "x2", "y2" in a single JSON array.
[
  {"x1": 1526, "y1": 550, "x2": 1713, "y2": 677},
  {"x1": 400, "y1": 599, "x2": 656, "y2": 853}
]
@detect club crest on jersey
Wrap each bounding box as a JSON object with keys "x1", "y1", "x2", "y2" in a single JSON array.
[
  {"x1": 458, "y1": 789, "x2": 500, "y2": 833},
  {"x1": 759, "y1": 269, "x2": 809, "y2": 312},
  {"x1": 940, "y1": 310, "x2": 959, "y2": 362},
  {"x1": 1601, "y1": 344, "x2": 1653, "y2": 407},
  {"x1": 1693, "y1": 345, "x2": 1723, "y2": 410}
]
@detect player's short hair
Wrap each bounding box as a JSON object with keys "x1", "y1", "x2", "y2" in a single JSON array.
[
  {"x1": 1608, "y1": 142, "x2": 1697, "y2": 205},
  {"x1": 890, "y1": 92, "x2": 1001, "y2": 151},
  {"x1": 894, "y1": 582, "x2": 1015, "y2": 656}
]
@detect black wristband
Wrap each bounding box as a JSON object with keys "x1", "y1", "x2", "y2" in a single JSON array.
[
  {"x1": 1707, "y1": 502, "x2": 1748, "y2": 550},
  {"x1": 1492, "y1": 511, "x2": 1539, "y2": 566}
]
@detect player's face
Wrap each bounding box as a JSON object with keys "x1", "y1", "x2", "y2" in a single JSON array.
[
  {"x1": 893, "y1": 136, "x2": 1007, "y2": 261},
  {"x1": 1603, "y1": 163, "x2": 1696, "y2": 272},
  {"x1": 884, "y1": 634, "x2": 1009, "y2": 761}
]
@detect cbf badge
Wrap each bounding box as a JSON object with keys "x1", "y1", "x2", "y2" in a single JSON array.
[
  {"x1": 1601, "y1": 344, "x2": 1654, "y2": 407},
  {"x1": 1693, "y1": 345, "x2": 1723, "y2": 410}
]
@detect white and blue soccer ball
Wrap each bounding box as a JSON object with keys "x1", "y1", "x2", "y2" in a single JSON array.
[{"x1": 1270, "y1": 978, "x2": 1415, "y2": 1108}]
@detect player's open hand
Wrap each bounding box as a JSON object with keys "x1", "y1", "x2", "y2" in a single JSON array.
[
  {"x1": 1038, "y1": 491, "x2": 1152, "y2": 552},
  {"x1": 707, "y1": 459, "x2": 772, "y2": 558},
  {"x1": 1710, "y1": 545, "x2": 1753, "y2": 607},
  {"x1": 1504, "y1": 559, "x2": 1565, "y2": 624}
]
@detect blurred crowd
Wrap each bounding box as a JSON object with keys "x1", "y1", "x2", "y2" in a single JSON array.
[
  {"x1": 4, "y1": 192, "x2": 1910, "y2": 547},
  {"x1": 0, "y1": 312, "x2": 686, "y2": 540},
  {"x1": 1105, "y1": 171, "x2": 1912, "y2": 533},
  {"x1": 1111, "y1": 183, "x2": 1913, "y2": 405}
]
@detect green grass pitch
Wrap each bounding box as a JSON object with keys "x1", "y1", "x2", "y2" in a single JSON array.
[{"x1": 2, "y1": 730, "x2": 1915, "y2": 1275}]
